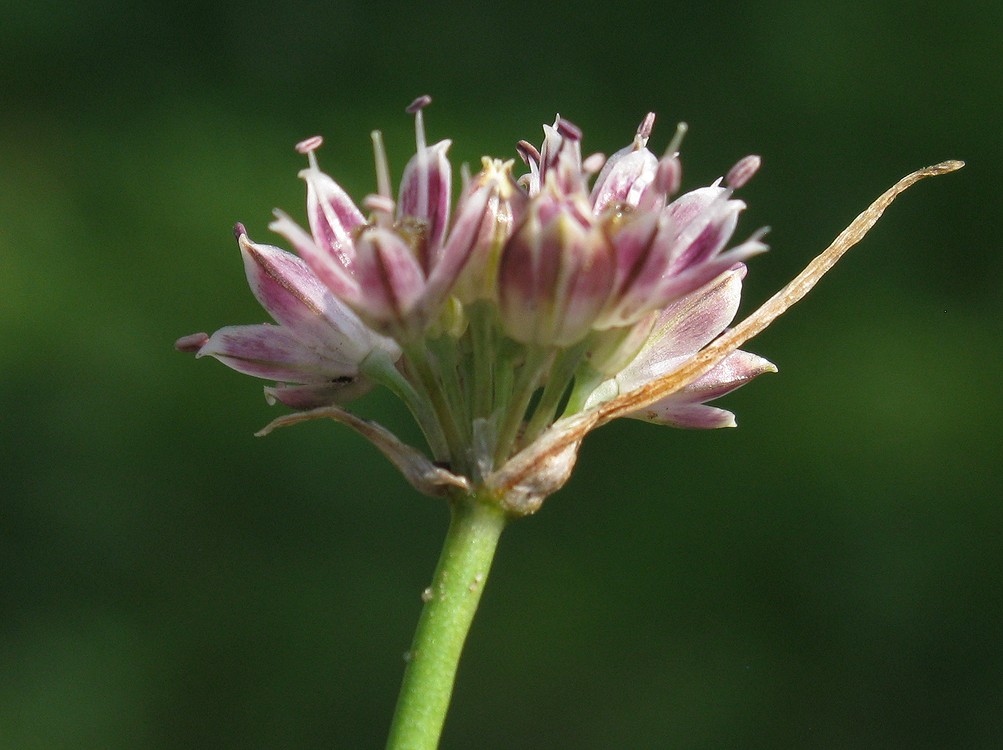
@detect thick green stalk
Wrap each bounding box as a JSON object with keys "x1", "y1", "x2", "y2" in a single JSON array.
[{"x1": 385, "y1": 492, "x2": 508, "y2": 750}]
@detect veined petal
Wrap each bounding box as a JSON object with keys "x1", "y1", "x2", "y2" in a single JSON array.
[
  {"x1": 498, "y1": 202, "x2": 614, "y2": 346},
  {"x1": 300, "y1": 164, "x2": 366, "y2": 268},
  {"x1": 593, "y1": 210, "x2": 664, "y2": 328},
  {"x1": 198, "y1": 324, "x2": 354, "y2": 382},
  {"x1": 591, "y1": 147, "x2": 658, "y2": 213},
  {"x1": 620, "y1": 185, "x2": 758, "y2": 308},
  {"x1": 352, "y1": 226, "x2": 428, "y2": 328},
  {"x1": 667, "y1": 199, "x2": 743, "y2": 273},
  {"x1": 398, "y1": 139, "x2": 453, "y2": 254},
  {"x1": 239, "y1": 232, "x2": 399, "y2": 367},
  {"x1": 664, "y1": 185, "x2": 728, "y2": 228},
  {"x1": 616, "y1": 267, "x2": 746, "y2": 391},
  {"x1": 537, "y1": 118, "x2": 585, "y2": 195},
  {"x1": 631, "y1": 401, "x2": 738, "y2": 429},
  {"x1": 654, "y1": 233, "x2": 767, "y2": 308},
  {"x1": 677, "y1": 349, "x2": 777, "y2": 402},
  {"x1": 268, "y1": 210, "x2": 362, "y2": 306},
  {"x1": 264, "y1": 379, "x2": 375, "y2": 409},
  {"x1": 554, "y1": 227, "x2": 616, "y2": 346},
  {"x1": 449, "y1": 158, "x2": 527, "y2": 304},
  {"x1": 626, "y1": 349, "x2": 776, "y2": 428}
]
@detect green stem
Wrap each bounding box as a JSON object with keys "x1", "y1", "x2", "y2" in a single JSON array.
[
  {"x1": 427, "y1": 334, "x2": 469, "y2": 440},
  {"x1": 385, "y1": 492, "x2": 508, "y2": 750},
  {"x1": 522, "y1": 340, "x2": 589, "y2": 447},
  {"x1": 403, "y1": 343, "x2": 469, "y2": 471},
  {"x1": 493, "y1": 345, "x2": 552, "y2": 466},
  {"x1": 467, "y1": 302, "x2": 496, "y2": 420},
  {"x1": 361, "y1": 349, "x2": 450, "y2": 462}
]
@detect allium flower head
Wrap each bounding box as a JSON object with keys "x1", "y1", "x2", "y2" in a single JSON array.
[{"x1": 178, "y1": 96, "x2": 962, "y2": 513}]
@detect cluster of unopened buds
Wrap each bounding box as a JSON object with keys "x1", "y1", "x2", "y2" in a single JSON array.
[{"x1": 177, "y1": 96, "x2": 959, "y2": 513}]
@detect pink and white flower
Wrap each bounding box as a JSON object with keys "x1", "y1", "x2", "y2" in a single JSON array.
[
  {"x1": 585, "y1": 265, "x2": 776, "y2": 428},
  {"x1": 175, "y1": 225, "x2": 399, "y2": 409},
  {"x1": 178, "y1": 96, "x2": 960, "y2": 507}
]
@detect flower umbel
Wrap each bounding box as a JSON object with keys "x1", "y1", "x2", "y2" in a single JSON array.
[
  {"x1": 178, "y1": 98, "x2": 961, "y2": 508},
  {"x1": 176, "y1": 96, "x2": 961, "y2": 750}
]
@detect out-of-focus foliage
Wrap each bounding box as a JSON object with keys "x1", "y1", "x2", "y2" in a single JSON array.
[{"x1": 2, "y1": 1, "x2": 1000, "y2": 747}]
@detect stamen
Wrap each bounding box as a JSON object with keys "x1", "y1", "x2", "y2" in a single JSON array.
[
  {"x1": 665, "y1": 122, "x2": 688, "y2": 157},
  {"x1": 364, "y1": 193, "x2": 396, "y2": 215},
  {"x1": 726, "y1": 155, "x2": 762, "y2": 189},
  {"x1": 411, "y1": 100, "x2": 429, "y2": 153},
  {"x1": 295, "y1": 135, "x2": 323, "y2": 154},
  {"x1": 407, "y1": 96, "x2": 432, "y2": 218},
  {"x1": 232, "y1": 222, "x2": 247, "y2": 240},
  {"x1": 635, "y1": 112, "x2": 656, "y2": 147},
  {"x1": 295, "y1": 135, "x2": 324, "y2": 172},
  {"x1": 406, "y1": 94, "x2": 432, "y2": 114},
  {"x1": 555, "y1": 117, "x2": 582, "y2": 141},
  {"x1": 174, "y1": 332, "x2": 209, "y2": 353},
  {"x1": 371, "y1": 130, "x2": 393, "y2": 201},
  {"x1": 655, "y1": 155, "x2": 682, "y2": 196},
  {"x1": 516, "y1": 140, "x2": 541, "y2": 166},
  {"x1": 582, "y1": 152, "x2": 606, "y2": 175}
]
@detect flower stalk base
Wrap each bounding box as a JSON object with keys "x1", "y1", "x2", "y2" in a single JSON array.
[{"x1": 385, "y1": 492, "x2": 508, "y2": 750}]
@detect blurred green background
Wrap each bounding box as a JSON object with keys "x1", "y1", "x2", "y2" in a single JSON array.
[{"x1": 2, "y1": 0, "x2": 1000, "y2": 747}]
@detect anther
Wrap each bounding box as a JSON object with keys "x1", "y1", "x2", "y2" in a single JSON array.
[
  {"x1": 363, "y1": 193, "x2": 396, "y2": 215},
  {"x1": 516, "y1": 140, "x2": 542, "y2": 165},
  {"x1": 636, "y1": 112, "x2": 656, "y2": 142},
  {"x1": 233, "y1": 222, "x2": 247, "y2": 240},
  {"x1": 406, "y1": 95, "x2": 432, "y2": 114},
  {"x1": 174, "y1": 332, "x2": 209, "y2": 353},
  {"x1": 582, "y1": 152, "x2": 606, "y2": 175},
  {"x1": 295, "y1": 136, "x2": 324, "y2": 172},
  {"x1": 295, "y1": 135, "x2": 324, "y2": 154},
  {"x1": 726, "y1": 155, "x2": 762, "y2": 189},
  {"x1": 555, "y1": 117, "x2": 582, "y2": 141}
]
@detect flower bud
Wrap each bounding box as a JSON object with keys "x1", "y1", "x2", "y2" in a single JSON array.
[
  {"x1": 450, "y1": 158, "x2": 528, "y2": 303},
  {"x1": 590, "y1": 112, "x2": 659, "y2": 213},
  {"x1": 726, "y1": 154, "x2": 761, "y2": 189},
  {"x1": 299, "y1": 145, "x2": 366, "y2": 271},
  {"x1": 397, "y1": 98, "x2": 452, "y2": 252},
  {"x1": 351, "y1": 226, "x2": 427, "y2": 332},
  {"x1": 397, "y1": 139, "x2": 453, "y2": 254},
  {"x1": 498, "y1": 189, "x2": 614, "y2": 346},
  {"x1": 646, "y1": 187, "x2": 768, "y2": 307}
]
